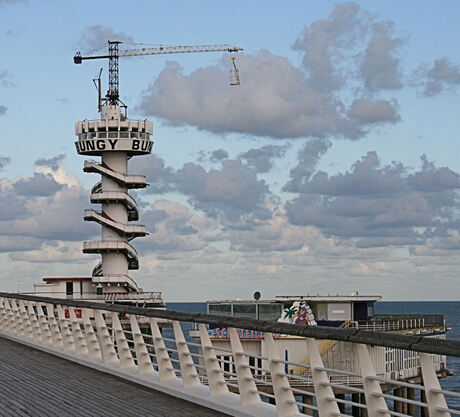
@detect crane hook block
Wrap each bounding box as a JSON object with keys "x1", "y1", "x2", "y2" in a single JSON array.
[
  {"x1": 230, "y1": 56, "x2": 240, "y2": 86},
  {"x1": 74, "y1": 52, "x2": 82, "y2": 64}
]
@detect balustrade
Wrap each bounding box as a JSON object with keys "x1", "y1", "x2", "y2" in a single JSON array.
[{"x1": 0, "y1": 293, "x2": 458, "y2": 417}]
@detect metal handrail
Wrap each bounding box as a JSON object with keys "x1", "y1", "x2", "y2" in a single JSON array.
[{"x1": 1, "y1": 292, "x2": 459, "y2": 357}]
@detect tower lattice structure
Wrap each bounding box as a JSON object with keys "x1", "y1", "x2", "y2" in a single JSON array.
[{"x1": 75, "y1": 105, "x2": 153, "y2": 294}]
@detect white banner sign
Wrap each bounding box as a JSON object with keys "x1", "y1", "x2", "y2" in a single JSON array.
[{"x1": 75, "y1": 138, "x2": 153, "y2": 154}]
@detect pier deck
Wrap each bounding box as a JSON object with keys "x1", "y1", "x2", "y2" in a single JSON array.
[{"x1": 0, "y1": 336, "x2": 225, "y2": 417}]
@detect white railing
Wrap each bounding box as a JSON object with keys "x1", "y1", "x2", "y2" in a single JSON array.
[{"x1": 0, "y1": 293, "x2": 458, "y2": 417}]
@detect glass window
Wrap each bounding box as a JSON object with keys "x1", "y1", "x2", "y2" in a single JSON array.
[
  {"x1": 233, "y1": 304, "x2": 256, "y2": 319},
  {"x1": 258, "y1": 304, "x2": 282, "y2": 321},
  {"x1": 98, "y1": 132, "x2": 107, "y2": 138},
  {"x1": 108, "y1": 132, "x2": 118, "y2": 138},
  {"x1": 367, "y1": 303, "x2": 374, "y2": 318},
  {"x1": 209, "y1": 304, "x2": 232, "y2": 316},
  {"x1": 316, "y1": 303, "x2": 327, "y2": 320}
]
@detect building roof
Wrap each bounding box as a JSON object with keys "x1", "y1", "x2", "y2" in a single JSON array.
[
  {"x1": 43, "y1": 277, "x2": 93, "y2": 282},
  {"x1": 207, "y1": 294, "x2": 382, "y2": 304},
  {"x1": 274, "y1": 295, "x2": 382, "y2": 302}
]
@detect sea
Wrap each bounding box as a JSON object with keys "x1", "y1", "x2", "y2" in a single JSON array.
[{"x1": 166, "y1": 301, "x2": 460, "y2": 406}]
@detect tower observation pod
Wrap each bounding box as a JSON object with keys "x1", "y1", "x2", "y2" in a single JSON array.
[{"x1": 75, "y1": 105, "x2": 153, "y2": 294}]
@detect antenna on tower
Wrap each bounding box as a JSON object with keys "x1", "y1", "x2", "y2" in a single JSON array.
[{"x1": 92, "y1": 68, "x2": 103, "y2": 113}]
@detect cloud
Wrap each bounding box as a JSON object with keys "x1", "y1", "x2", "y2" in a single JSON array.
[
  {"x1": 0, "y1": 105, "x2": 7, "y2": 116},
  {"x1": 0, "y1": 0, "x2": 25, "y2": 6},
  {"x1": 283, "y1": 138, "x2": 331, "y2": 193},
  {"x1": 0, "y1": 156, "x2": 10, "y2": 170},
  {"x1": 210, "y1": 149, "x2": 229, "y2": 162},
  {"x1": 174, "y1": 159, "x2": 271, "y2": 225},
  {"x1": 34, "y1": 154, "x2": 81, "y2": 188},
  {"x1": 138, "y1": 3, "x2": 404, "y2": 141},
  {"x1": 132, "y1": 151, "x2": 272, "y2": 226},
  {"x1": 292, "y1": 1, "x2": 363, "y2": 92},
  {"x1": 139, "y1": 53, "x2": 369, "y2": 140},
  {"x1": 76, "y1": 25, "x2": 133, "y2": 51},
  {"x1": 138, "y1": 200, "x2": 212, "y2": 257},
  {"x1": 360, "y1": 22, "x2": 404, "y2": 91},
  {"x1": 9, "y1": 241, "x2": 91, "y2": 263},
  {"x1": 285, "y1": 152, "x2": 460, "y2": 247},
  {"x1": 238, "y1": 144, "x2": 289, "y2": 173},
  {"x1": 130, "y1": 153, "x2": 175, "y2": 194},
  {"x1": 0, "y1": 235, "x2": 42, "y2": 253},
  {"x1": 0, "y1": 163, "x2": 97, "y2": 247},
  {"x1": 35, "y1": 154, "x2": 66, "y2": 170},
  {"x1": 347, "y1": 99, "x2": 400, "y2": 124},
  {"x1": 0, "y1": 70, "x2": 17, "y2": 88},
  {"x1": 415, "y1": 58, "x2": 460, "y2": 96},
  {"x1": 56, "y1": 97, "x2": 69, "y2": 104},
  {"x1": 13, "y1": 173, "x2": 64, "y2": 196}
]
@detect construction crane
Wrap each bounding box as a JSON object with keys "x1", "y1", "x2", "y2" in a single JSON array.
[{"x1": 74, "y1": 40, "x2": 243, "y2": 111}]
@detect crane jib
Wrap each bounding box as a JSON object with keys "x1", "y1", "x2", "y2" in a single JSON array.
[{"x1": 73, "y1": 40, "x2": 243, "y2": 107}]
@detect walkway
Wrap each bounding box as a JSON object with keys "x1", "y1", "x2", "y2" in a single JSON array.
[{"x1": 0, "y1": 336, "x2": 226, "y2": 417}]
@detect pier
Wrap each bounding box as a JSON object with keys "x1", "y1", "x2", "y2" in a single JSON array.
[
  {"x1": 0, "y1": 292, "x2": 459, "y2": 417},
  {"x1": 0, "y1": 337, "x2": 222, "y2": 417}
]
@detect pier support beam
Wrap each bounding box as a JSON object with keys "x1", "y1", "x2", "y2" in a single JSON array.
[
  {"x1": 421, "y1": 389, "x2": 429, "y2": 417},
  {"x1": 360, "y1": 393, "x2": 368, "y2": 417},
  {"x1": 352, "y1": 393, "x2": 360, "y2": 416},
  {"x1": 394, "y1": 388, "x2": 403, "y2": 414},
  {"x1": 301, "y1": 395, "x2": 314, "y2": 416},
  {"x1": 401, "y1": 387, "x2": 408, "y2": 415},
  {"x1": 407, "y1": 387, "x2": 416, "y2": 416},
  {"x1": 336, "y1": 394, "x2": 345, "y2": 414}
]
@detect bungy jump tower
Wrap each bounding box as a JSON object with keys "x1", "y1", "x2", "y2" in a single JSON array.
[
  {"x1": 34, "y1": 40, "x2": 242, "y2": 305},
  {"x1": 34, "y1": 104, "x2": 164, "y2": 306},
  {"x1": 76, "y1": 106, "x2": 153, "y2": 297}
]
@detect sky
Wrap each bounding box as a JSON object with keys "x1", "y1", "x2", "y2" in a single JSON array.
[{"x1": 1, "y1": 0, "x2": 460, "y2": 301}]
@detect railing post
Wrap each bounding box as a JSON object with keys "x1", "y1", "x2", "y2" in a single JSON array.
[
  {"x1": 94, "y1": 309, "x2": 118, "y2": 365},
  {"x1": 56, "y1": 304, "x2": 75, "y2": 352},
  {"x1": 229, "y1": 327, "x2": 261, "y2": 407},
  {"x1": 36, "y1": 302, "x2": 53, "y2": 346},
  {"x1": 46, "y1": 303, "x2": 63, "y2": 349},
  {"x1": 18, "y1": 300, "x2": 32, "y2": 340},
  {"x1": 150, "y1": 318, "x2": 176, "y2": 381},
  {"x1": 198, "y1": 323, "x2": 229, "y2": 396},
  {"x1": 420, "y1": 353, "x2": 450, "y2": 417},
  {"x1": 82, "y1": 308, "x2": 102, "y2": 361},
  {"x1": 3, "y1": 298, "x2": 16, "y2": 335},
  {"x1": 10, "y1": 299, "x2": 24, "y2": 338},
  {"x1": 172, "y1": 320, "x2": 201, "y2": 388},
  {"x1": 264, "y1": 332, "x2": 299, "y2": 417},
  {"x1": 306, "y1": 337, "x2": 340, "y2": 417},
  {"x1": 129, "y1": 314, "x2": 154, "y2": 374},
  {"x1": 5, "y1": 299, "x2": 18, "y2": 334},
  {"x1": 112, "y1": 312, "x2": 135, "y2": 370},
  {"x1": 0, "y1": 298, "x2": 9, "y2": 332},
  {"x1": 26, "y1": 301, "x2": 42, "y2": 343},
  {"x1": 354, "y1": 343, "x2": 388, "y2": 416},
  {"x1": 69, "y1": 307, "x2": 88, "y2": 355}
]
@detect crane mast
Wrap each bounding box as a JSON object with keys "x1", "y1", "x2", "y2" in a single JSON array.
[{"x1": 74, "y1": 40, "x2": 243, "y2": 108}]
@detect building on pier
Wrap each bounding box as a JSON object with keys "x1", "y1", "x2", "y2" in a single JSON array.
[{"x1": 190, "y1": 294, "x2": 452, "y2": 411}]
